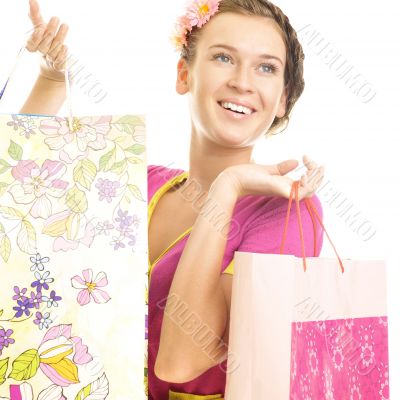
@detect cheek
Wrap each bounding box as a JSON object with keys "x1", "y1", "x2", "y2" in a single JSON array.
[{"x1": 260, "y1": 85, "x2": 284, "y2": 110}]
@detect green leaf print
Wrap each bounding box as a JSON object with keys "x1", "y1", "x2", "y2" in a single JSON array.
[
  {"x1": 73, "y1": 159, "x2": 98, "y2": 190},
  {"x1": 74, "y1": 373, "x2": 109, "y2": 399},
  {"x1": 8, "y1": 141, "x2": 23, "y2": 161},
  {"x1": 99, "y1": 148, "x2": 116, "y2": 172},
  {"x1": 8, "y1": 349, "x2": 39, "y2": 381},
  {"x1": 124, "y1": 144, "x2": 145, "y2": 155},
  {"x1": 0, "y1": 234, "x2": 11, "y2": 262},
  {"x1": 0, "y1": 358, "x2": 9, "y2": 385},
  {"x1": 66, "y1": 185, "x2": 88, "y2": 213}
]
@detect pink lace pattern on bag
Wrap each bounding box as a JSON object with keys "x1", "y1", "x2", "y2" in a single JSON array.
[{"x1": 289, "y1": 316, "x2": 389, "y2": 400}]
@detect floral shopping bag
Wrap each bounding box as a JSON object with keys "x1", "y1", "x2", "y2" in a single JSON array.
[
  {"x1": 224, "y1": 182, "x2": 389, "y2": 399},
  {"x1": 0, "y1": 111, "x2": 147, "y2": 399}
]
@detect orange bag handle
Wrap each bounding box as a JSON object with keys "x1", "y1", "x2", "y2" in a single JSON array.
[{"x1": 280, "y1": 181, "x2": 344, "y2": 273}]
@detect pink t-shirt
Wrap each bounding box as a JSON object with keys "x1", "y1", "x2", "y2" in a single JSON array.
[{"x1": 147, "y1": 164, "x2": 324, "y2": 400}]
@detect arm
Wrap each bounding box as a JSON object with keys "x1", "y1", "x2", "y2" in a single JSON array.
[
  {"x1": 155, "y1": 172, "x2": 238, "y2": 383},
  {"x1": 19, "y1": 73, "x2": 66, "y2": 115},
  {"x1": 20, "y1": 0, "x2": 69, "y2": 115},
  {"x1": 155, "y1": 156, "x2": 325, "y2": 383}
]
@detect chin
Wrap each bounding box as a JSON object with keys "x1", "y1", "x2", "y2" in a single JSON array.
[{"x1": 213, "y1": 129, "x2": 254, "y2": 148}]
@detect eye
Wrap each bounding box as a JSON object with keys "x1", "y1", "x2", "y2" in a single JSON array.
[
  {"x1": 213, "y1": 52, "x2": 232, "y2": 64},
  {"x1": 258, "y1": 63, "x2": 278, "y2": 74}
]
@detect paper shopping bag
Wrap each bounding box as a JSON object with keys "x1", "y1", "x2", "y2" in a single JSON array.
[
  {"x1": 225, "y1": 182, "x2": 389, "y2": 400},
  {"x1": 0, "y1": 112, "x2": 147, "y2": 400}
]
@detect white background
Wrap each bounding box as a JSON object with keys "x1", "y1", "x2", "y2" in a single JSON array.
[{"x1": 1, "y1": 0, "x2": 399, "y2": 397}]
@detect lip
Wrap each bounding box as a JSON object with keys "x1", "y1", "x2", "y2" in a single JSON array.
[
  {"x1": 217, "y1": 101, "x2": 255, "y2": 121},
  {"x1": 218, "y1": 98, "x2": 257, "y2": 113}
]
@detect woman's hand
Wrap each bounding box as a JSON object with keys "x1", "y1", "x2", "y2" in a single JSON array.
[
  {"x1": 26, "y1": 0, "x2": 69, "y2": 82},
  {"x1": 221, "y1": 155, "x2": 324, "y2": 201}
]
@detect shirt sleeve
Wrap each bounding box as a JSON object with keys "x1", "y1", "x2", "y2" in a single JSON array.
[{"x1": 221, "y1": 194, "x2": 324, "y2": 275}]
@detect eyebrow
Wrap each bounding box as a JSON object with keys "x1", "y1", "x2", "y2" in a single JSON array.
[{"x1": 209, "y1": 44, "x2": 284, "y2": 66}]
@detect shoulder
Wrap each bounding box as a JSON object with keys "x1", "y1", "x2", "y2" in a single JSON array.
[
  {"x1": 239, "y1": 193, "x2": 324, "y2": 257},
  {"x1": 221, "y1": 193, "x2": 323, "y2": 275},
  {"x1": 147, "y1": 164, "x2": 186, "y2": 202}
]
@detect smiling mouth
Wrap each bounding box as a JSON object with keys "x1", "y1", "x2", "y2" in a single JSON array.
[{"x1": 218, "y1": 101, "x2": 256, "y2": 115}]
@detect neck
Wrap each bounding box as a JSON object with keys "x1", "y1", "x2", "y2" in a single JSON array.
[{"x1": 180, "y1": 127, "x2": 255, "y2": 195}]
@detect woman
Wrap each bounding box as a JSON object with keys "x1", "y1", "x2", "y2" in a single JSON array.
[{"x1": 23, "y1": 0, "x2": 325, "y2": 398}]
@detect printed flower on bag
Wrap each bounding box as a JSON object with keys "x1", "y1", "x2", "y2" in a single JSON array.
[
  {"x1": 290, "y1": 347, "x2": 297, "y2": 382},
  {"x1": 357, "y1": 323, "x2": 374, "y2": 344},
  {"x1": 107, "y1": 209, "x2": 140, "y2": 251},
  {"x1": 30, "y1": 253, "x2": 50, "y2": 272},
  {"x1": 38, "y1": 324, "x2": 93, "y2": 386},
  {"x1": 344, "y1": 318, "x2": 355, "y2": 330},
  {"x1": 31, "y1": 271, "x2": 54, "y2": 292},
  {"x1": 4, "y1": 255, "x2": 62, "y2": 336},
  {"x1": 7, "y1": 115, "x2": 37, "y2": 139},
  {"x1": 322, "y1": 369, "x2": 335, "y2": 400},
  {"x1": 12, "y1": 286, "x2": 28, "y2": 302},
  {"x1": 350, "y1": 383, "x2": 362, "y2": 400},
  {"x1": 3, "y1": 380, "x2": 96, "y2": 399},
  {"x1": 332, "y1": 347, "x2": 344, "y2": 371},
  {"x1": 28, "y1": 291, "x2": 43, "y2": 309},
  {"x1": 39, "y1": 116, "x2": 112, "y2": 164},
  {"x1": 0, "y1": 329, "x2": 15, "y2": 356},
  {"x1": 95, "y1": 178, "x2": 120, "y2": 203},
  {"x1": 95, "y1": 220, "x2": 114, "y2": 236},
  {"x1": 42, "y1": 291, "x2": 62, "y2": 308},
  {"x1": 379, "y1": 370, "x2": 390, "y2": 400},
  {"x1": 299, "y1": 374, "x2": 311, "y2": 399},
  {"x1": 9, "y1": 160, "x2": 68, "y2": 219},
  {"x1": 43, "y1": 210, "x2": 96, "y2": 252},
  {"x1": 348, "y1": 375, "x2": 361, "y2": 400},
  {"x1": 71, "y1": 268, "x2": 111, "y2": 306},
  {"x1": 34, "y1": 312, "x2": 53, "y2": 330},
  {"x1": 360, "y1": 343, "x2": 375, "y2": 368},
  {"x1": 7, "y1": 382, "x2": 35, "y2": 400},
  {"x1": 13, "y1": 299, "x2": 34, "y2": 318},
  {"x1": 308, "y1": 348, "x2": 319, "y2": 375}
]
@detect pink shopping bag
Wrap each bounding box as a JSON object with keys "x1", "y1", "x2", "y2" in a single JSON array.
[{"x1": 225, "y1": 181, "x2": 389, "y2": 399}]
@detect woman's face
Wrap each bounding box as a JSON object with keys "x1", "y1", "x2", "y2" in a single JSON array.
[{"x1": 177, "y1": 12, "x2": 287, "y2": 148}]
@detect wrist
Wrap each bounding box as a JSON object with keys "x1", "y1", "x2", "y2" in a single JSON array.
[
  {"x1": 39, "y1": 63, "x2": 66, "y2": 84},
  {"x1": 209, "y1": 170, "x2": 241, "y2": 201}
]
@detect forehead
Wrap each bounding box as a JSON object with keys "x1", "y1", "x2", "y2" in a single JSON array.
[{"x1": 196, "y1": 12, "x2": 287, "y2": 65}]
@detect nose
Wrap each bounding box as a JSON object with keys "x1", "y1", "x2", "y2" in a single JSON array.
[{"x1": 227, "y1": 65, "x2": 255, "y2": 93}]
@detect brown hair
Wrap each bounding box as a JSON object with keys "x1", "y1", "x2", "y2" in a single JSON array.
[{"x1": 180, "y1": 0, "x2": 305, "y2": 135}]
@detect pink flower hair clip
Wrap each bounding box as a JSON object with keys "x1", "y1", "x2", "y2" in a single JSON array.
[{"x1": 171, "y1": 0, "x2": 221, "y2": 51}]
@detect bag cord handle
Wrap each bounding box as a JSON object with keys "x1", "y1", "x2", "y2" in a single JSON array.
[
  {"x1": 280, "y1": 180, "x2": 344, "y2": 273},
  {"x1": 0, "y1": 46, "x2": 75, "y2": 132}
]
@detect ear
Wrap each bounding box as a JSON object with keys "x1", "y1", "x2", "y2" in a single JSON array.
[
  {"x1": 276, "y1": 86, "x2": 288, "y2": 118},
  {"x1": 176, "y1": 58, "x2": 190, "y2": 95}
]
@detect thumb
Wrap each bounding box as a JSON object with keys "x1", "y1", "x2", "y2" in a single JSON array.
[
  {"x1": 276, "y1": 159, "x2": 299, "y2": 176},
  {"x1": 29, "y1": 0, "x2": 45, "y2": 28}
]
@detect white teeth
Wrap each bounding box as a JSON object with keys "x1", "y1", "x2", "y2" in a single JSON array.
[{"x1": 221, "y1": 102, "x2": 253, "y2": 115}]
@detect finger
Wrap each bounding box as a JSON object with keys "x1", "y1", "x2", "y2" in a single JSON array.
[
  {"x1": 53, "y1": 45, "x2": 68, "y2": 71},
  {"x1": 47, "y1": 24, "x2": 69, "y2": 59},
  {"x1": 29, "y1": 0, "x2": 45, "y2": 29},
  {"x1": 37, "y1": 16, "x2": 60, "y2": 55},
  {"x1": 303, "y1": 155, "x2": 317, "y2": 171},
  {"x1": 275, "y1": 159, "x2": 299, "y2": 176},
  {"x1": 25, "y1": 26, "x2": 45, "y2": 52},
  {"x1": 302, "y1": 167, "x2": 324, "y2": 192},
  {"x1": 306, "y1": 165, "x2": 323, "y2": 185}
]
